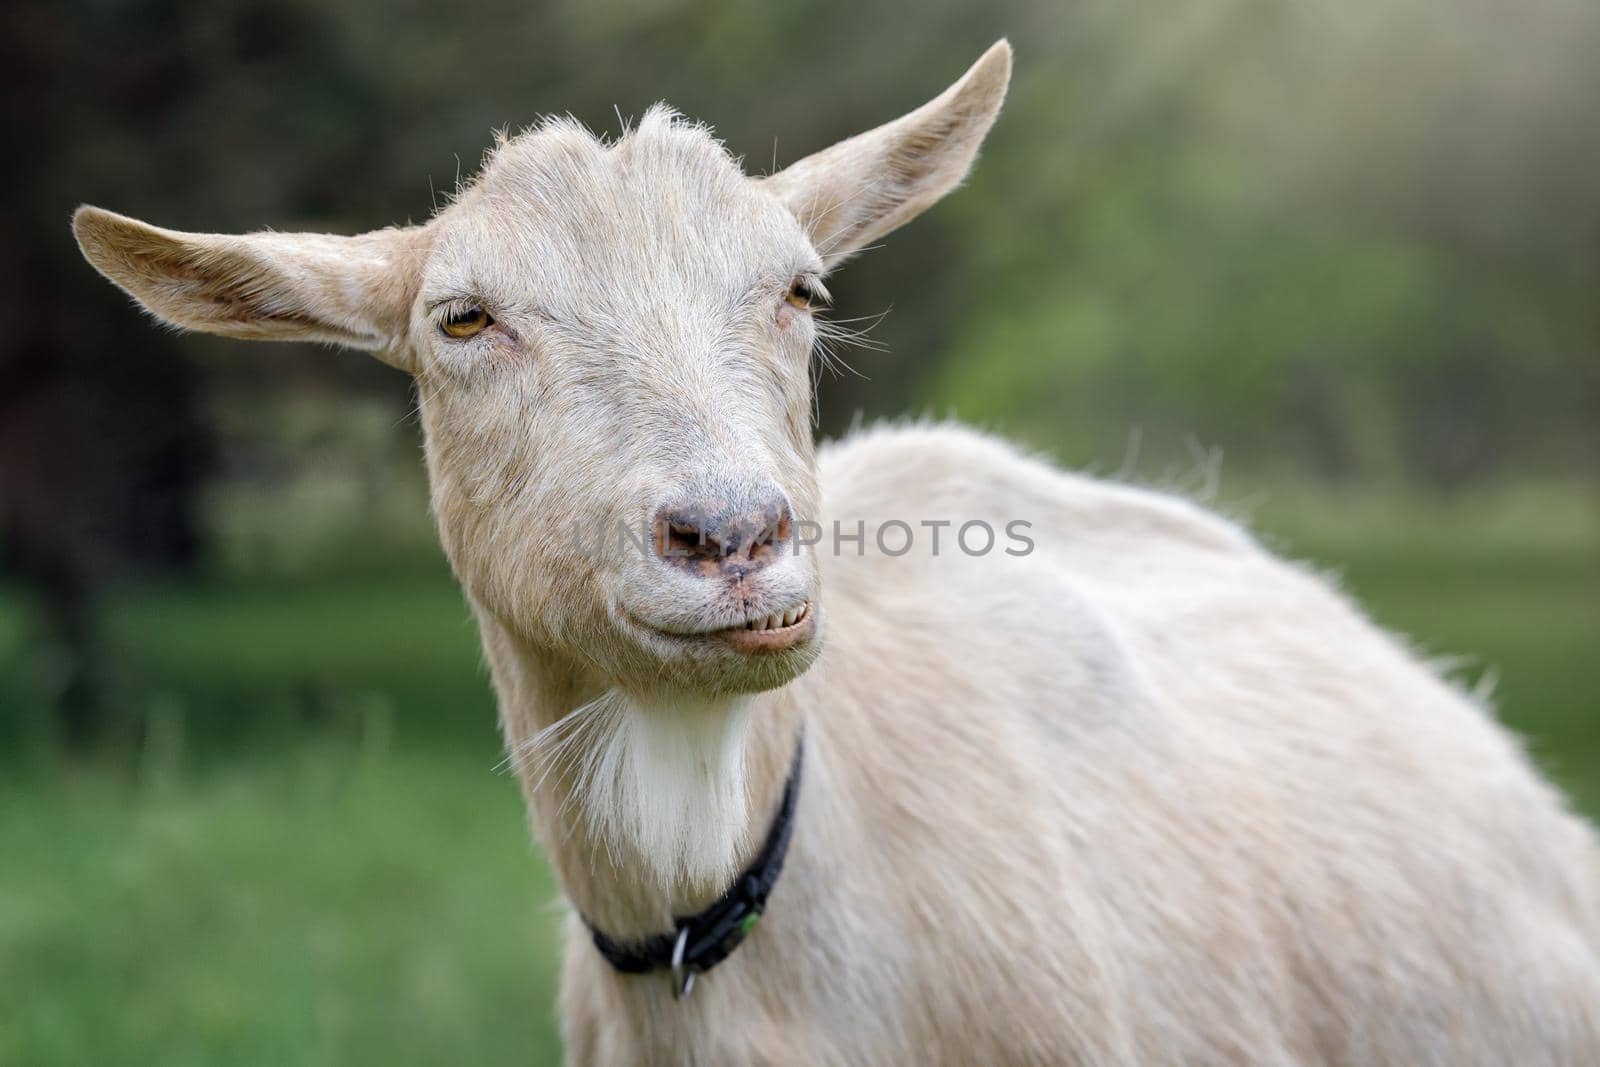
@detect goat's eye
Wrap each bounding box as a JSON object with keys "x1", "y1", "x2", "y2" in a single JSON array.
[
  {"x1": 785, "y1": 280, "x2": 821, "y2": 311},
  {"x1": 440, "y1": 305, "x2": 492, "y2": 338}
]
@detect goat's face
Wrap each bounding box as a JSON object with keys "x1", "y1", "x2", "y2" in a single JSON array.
[
  {"x1": 71, "y1": 42, "x2": 1011, "y2": 698},
  {"x1": 416, "y1": 114, "x2": 827, "y2": 694}
]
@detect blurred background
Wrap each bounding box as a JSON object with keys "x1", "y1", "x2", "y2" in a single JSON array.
[{"x1": 3, "y1": 0, "x2": 1597, "y2": 1062}]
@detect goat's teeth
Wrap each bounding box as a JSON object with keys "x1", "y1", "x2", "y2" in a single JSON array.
[
  {"x1": 766, "y1": 614, "x2": 781, "y2": 630},
  {"x1": 783, "y1": 608, "x2": 798, "y2": 626}
]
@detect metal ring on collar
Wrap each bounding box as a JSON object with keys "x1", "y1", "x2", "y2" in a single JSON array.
[{"x1": 670, "y1": 926, "x2": 695, "y2": 1000}]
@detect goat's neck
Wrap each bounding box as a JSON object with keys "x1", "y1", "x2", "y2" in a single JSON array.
[{"x1": 480, "y1": 616, "x2": 804, "y2": 941}]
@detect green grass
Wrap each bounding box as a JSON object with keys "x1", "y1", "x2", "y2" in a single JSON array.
[
  {"x1": 0, "y1": 486, "x2": 1596, "y2": 1065},
  {"x1": 0, "y1": 752, "x2": 563, "y2": 1067},
  {"x1": 0, "y1": 574, "x2": 566, "y2": 1066}
]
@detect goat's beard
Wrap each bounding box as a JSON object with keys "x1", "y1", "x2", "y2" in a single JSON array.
[{"x1": 520, "y1": 688, "x2": 754, "y2": 894}]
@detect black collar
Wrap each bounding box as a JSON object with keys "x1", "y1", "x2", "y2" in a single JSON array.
[{"x1": 585, "y1": 735, "x2": 804, "y2": 999}]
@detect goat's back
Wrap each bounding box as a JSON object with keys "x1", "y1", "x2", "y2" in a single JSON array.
[{"x1": 790, "y1": 422, "x2": 1600, "y2": 1065}]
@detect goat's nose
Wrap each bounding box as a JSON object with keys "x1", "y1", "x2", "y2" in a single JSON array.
[{"x1": 653, "y1": 491, "x2": 794, "y2": 575}]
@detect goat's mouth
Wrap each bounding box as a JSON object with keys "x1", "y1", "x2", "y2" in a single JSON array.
[
  {"x1": 627, "y1": 599, "x2": 816, "y2": 654},
  {"x1": 713, "y1": 600, "x2": 814, "y2": 653}
]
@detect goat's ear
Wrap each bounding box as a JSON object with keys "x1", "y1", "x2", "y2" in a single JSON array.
[
  {"x1": 71, "y1": 206, "x2": 430, "y2": 372},
  {"x1": 763, "y1": 40, "x2": 1011, "y2": 268}
]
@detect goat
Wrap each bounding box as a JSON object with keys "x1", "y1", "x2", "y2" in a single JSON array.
[{"x1": 74, "y1": 40, "x2": 1600, "y2": 1066}]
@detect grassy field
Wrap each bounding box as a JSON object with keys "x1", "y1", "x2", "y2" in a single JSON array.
[
  {"x1": 1, "y1": 487, "x2": 1596, "y2": 1065},
  {"x1": 0, "y1": 578, "x2": 566, "y2": 1066}
]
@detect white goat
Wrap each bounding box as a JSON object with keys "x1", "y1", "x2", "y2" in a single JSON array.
[{"x1": 74, "y1": 41, "x2": 1600, "y2": 1066}]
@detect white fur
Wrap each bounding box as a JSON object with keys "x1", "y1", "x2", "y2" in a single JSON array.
[{"x1": 529, "y1": 690, "x2": 754, "y2": 892}]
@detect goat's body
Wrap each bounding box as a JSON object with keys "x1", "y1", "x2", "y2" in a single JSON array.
[{"x1": 558, "y1": 423, "x2": 1600, "y2": 1066}]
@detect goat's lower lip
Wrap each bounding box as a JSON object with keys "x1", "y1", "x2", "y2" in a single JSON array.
[
  {"x1": 631, "y1": 600, "x2": 816, "y2": 654},
  {"x1": 711, "y1": 604, "x2": 815, "y2": 653}
]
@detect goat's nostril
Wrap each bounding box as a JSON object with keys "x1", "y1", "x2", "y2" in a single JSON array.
[
  {"x1": 745, "y1": 505, "x2": 793, "y2": 565},
  {"x1": 662, "y1": 519, "x2": 711, "y2": 559},
  {"x1": 652, "y1": 494, "x2": 794, "y2": 572},
  {"x1": 770, "y1": 512, "x2": 793, "y2": 547},
  {"x1": 655, "y1": 512, "x2": 716, "y2": 561}
]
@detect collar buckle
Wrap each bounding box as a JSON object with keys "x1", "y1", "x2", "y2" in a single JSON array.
[{"x1": 670, "y1": 926, "x2": 696, "y2": 1000}]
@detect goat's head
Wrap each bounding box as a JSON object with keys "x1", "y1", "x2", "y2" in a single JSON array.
[{"x1": 72, "y1": 42, "x2": 1010, "y2": 699}]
